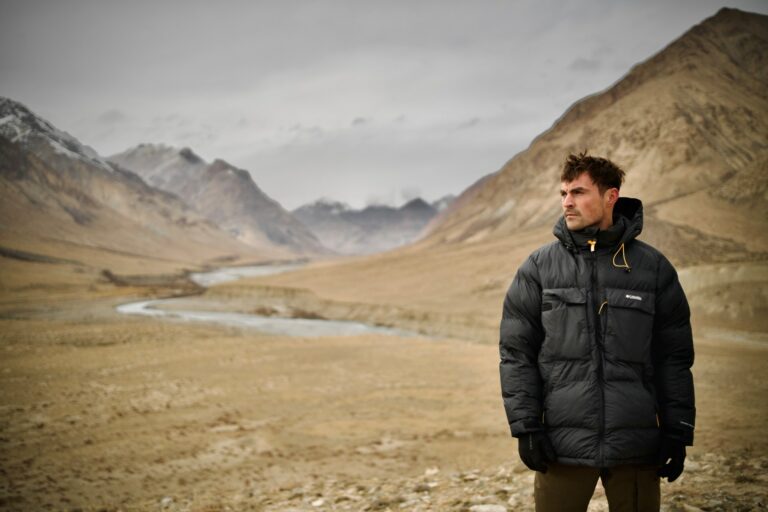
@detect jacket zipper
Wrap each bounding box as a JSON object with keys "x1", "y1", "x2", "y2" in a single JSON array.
[{"x1": 587, "y1": 239, "x2": 605, "y2": 467}]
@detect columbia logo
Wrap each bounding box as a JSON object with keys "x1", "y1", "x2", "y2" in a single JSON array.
[{"x1": 625, "y1": 294, "x2": 642, "y2": 301}]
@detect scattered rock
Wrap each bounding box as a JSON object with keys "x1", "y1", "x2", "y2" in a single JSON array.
[
  {"x1": 356, "y1": 436, "x2": 407, "y2": 454},
  {"x1": 209, "y1": 423, "x2": 240, "y2": 433},
  {"x1": 507, "y1": 493, "x2": 526, "y2": 509},
  {"x1": 511, "y1": 462, "x2": 529, "y2": 474},
  {"x1": 684, "y1": 460, "x2": 701, "y2": 472},
  {"x1": 469, "y1": 505, "x2": 507, "y2": 512},
  {"x1": 462, "y1": 471, "x2": 480, "y2": 481}
]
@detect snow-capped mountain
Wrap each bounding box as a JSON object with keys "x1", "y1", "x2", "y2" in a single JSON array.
[
  {"x1": 0, "y1": 98, "x2": 114, "y2": 174},
  {"x1": 0, "y1": 97, "x2": 272, "y2": 270}
]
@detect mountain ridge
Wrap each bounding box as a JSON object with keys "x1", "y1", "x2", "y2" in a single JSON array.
[
  {"x1": 0, "y1": 97, "x2": 275, "y2": 275},
  {"x1": 420, "y1": 7, "x2": 768, "y2": 264},
  {"x1": 110, "y1": 144, "x2": 328, "y2": 255},
  {"x1": 291, "y1": 195, "x2": 451, "y2": 255}
]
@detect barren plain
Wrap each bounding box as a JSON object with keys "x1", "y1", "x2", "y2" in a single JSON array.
[{"x1": 1, "y1": 249, "x2": 766, "y2": 512}]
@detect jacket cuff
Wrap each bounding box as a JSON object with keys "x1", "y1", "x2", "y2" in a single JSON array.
[
  {"x1": 510, "y1": 417, "x2": 544, "y2": 438},
  {"x1": 661, "y1": 425, "x2": 694, "y2": 446}
]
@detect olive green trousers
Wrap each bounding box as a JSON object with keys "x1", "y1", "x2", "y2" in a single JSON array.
[{"x1": 534, "y1": 462, "x2": 660, "y2": 512}]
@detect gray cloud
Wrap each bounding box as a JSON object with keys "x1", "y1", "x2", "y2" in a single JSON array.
[
  {"x1": 458, "y1": 117, "x2": 481, "y2": 129},
  {"x1": 569, "y1": 57, "x2": 602, "y2": 72},
  {"x1": 2, "y1": 0, "x2": 767, "y2": 209},
  {"x1": 149, "y1": 114, "x2": 189, "y2": 132},
  {"x1": 286, "y1": 124, "x2": 324, "y2": 141},
  {"x1": 96, "y1": 109, "x2": 128, "y2": 125}
]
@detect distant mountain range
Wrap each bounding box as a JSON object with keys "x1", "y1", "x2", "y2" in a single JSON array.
[
  {"x1": 0, "y1": 97, "x2": 274, "y2": 271},
  {"x1": 422, "y1": 7, "x2": 768, "y2": 266},
  {"x1": 6, "y1": 8, "x2": 759, "y2": 280},
  {"x1": 110, "y1": 144, "x2": 452, "y2": 256},
  {"x1": 110, "y1": 144, "x2": 327, "y2": 255},
  {"x1": 292, "y1": 195, "x2": 454, "y2": 254},
  {"x1": 0, "y1": 96, "x2": 456, "y2": 273}
]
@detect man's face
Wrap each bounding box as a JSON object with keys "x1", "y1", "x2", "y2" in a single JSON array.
[{"x1": 560, "y1": 172, "x2": 617, "y2": 231}]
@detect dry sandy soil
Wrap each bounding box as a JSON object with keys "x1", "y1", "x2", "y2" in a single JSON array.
[{"x1": 1, "y1": 255, "x2": 767, "y2": 511}]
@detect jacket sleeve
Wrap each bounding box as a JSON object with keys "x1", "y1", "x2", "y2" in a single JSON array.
[
  {"x1": 499, "y1": 254, "x2": 545, "y2": 438},
  {"x1": 652, "y1": 255, "x2": 696, "y2": 445}
]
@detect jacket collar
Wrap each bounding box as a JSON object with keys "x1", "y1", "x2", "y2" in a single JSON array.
[{"x1": 553, "y1": 197, "x2": 644, "y2": 252}]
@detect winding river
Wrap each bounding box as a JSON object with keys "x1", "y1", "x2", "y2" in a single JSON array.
[{"x1": 115, "y1": 263, "x2": 416, "y2": 338}]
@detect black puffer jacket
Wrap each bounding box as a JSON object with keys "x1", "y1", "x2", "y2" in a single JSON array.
[{"x1": 499, "y1": 197, "x2": 695, "y2": 467}]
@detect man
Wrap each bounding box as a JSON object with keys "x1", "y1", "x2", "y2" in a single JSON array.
[{"x1": 499, "y1": 152, "x2": 695, "y2": 511}]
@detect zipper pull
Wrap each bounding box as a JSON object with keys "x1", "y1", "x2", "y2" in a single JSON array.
[{"x1": 587, "y1": 239, "x2": 597, "y2": 252}]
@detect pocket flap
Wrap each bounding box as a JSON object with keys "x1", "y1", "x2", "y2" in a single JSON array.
[
  {"x1": 543, "y1": 287, "x2": 586, "y2": 305},
  {"x1": 605, "y1": 288, "x2": 655, "y2": 315}
]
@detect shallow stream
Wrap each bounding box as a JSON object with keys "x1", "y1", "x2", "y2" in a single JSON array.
[{"x1": 116, "y1": 263, "x2": 415, "y2": 338}]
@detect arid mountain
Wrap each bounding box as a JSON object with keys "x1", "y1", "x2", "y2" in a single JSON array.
[
  {"x1": 293, "y1": 197, "x2": 447, "y2": 254},
  {"x1": 110, "y1": 144, "x2": 327, "y2": 255},
  {"x1": 423, "y1": 7, "x2": 768, "y2": 266},
  {"x1": 291, "y1": 199, "x2": 365, "y2": 254},
  {"x1": 243, "y1": 8, "x2": 768, "y2": 347},
  {"x1": 0, "y1": 97, "x2": 278, "y2": 275}
]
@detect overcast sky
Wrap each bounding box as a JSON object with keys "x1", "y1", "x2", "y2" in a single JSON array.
[{"x1": 2, "y1": 1, "x2": 767, "y2": 209}]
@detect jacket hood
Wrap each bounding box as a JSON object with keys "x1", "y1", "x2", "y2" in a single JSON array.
[{"x1": 553, "y1": 197, "x2": 644, "y2": 251}]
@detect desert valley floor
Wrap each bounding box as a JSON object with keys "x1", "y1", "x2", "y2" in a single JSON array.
[{"x1": 1, "y1": 258, "x2": 766, "y2": 511}]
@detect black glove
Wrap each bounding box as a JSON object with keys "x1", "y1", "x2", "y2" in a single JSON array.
[
  {"x1": 656, "y1": 437, "x2": 686, "y2": 482},
  {"x1": 518, "y1": 431, "x2": 557, "y2": 473}
]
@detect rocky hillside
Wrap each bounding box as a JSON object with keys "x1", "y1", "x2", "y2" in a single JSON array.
[
  {"x1": 0, "y1": 97, "x2": 272, "y2": 273},
  {"x1": 423, "y1": 7, "x2": 768, "y2": 266},
  {"x1": 110, "y1": 144, "x2": 327, "y2": 255},
  {"x1": 293, "y1": 196, "x2": 451, "y2": 255}
]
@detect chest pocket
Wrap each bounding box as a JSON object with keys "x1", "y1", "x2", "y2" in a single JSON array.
[
  {"x1": 603, "y1": 288, "x2": 655, "y2": 363},
  {"x1": 540, "y1": 287, "x2": 589, "y2": 360}
]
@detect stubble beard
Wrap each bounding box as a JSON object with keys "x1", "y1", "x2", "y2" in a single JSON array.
[
  {"x1": 564, "y1": 210, "x2": 602, "y2": 232},
  {"x1": 564, "y1": 210, "x2": 583, "y2": 230}
]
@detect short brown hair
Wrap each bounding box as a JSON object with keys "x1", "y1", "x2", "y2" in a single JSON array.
[{"x1": 561, "y1": 151, "x2": 625, "y2": 194}]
